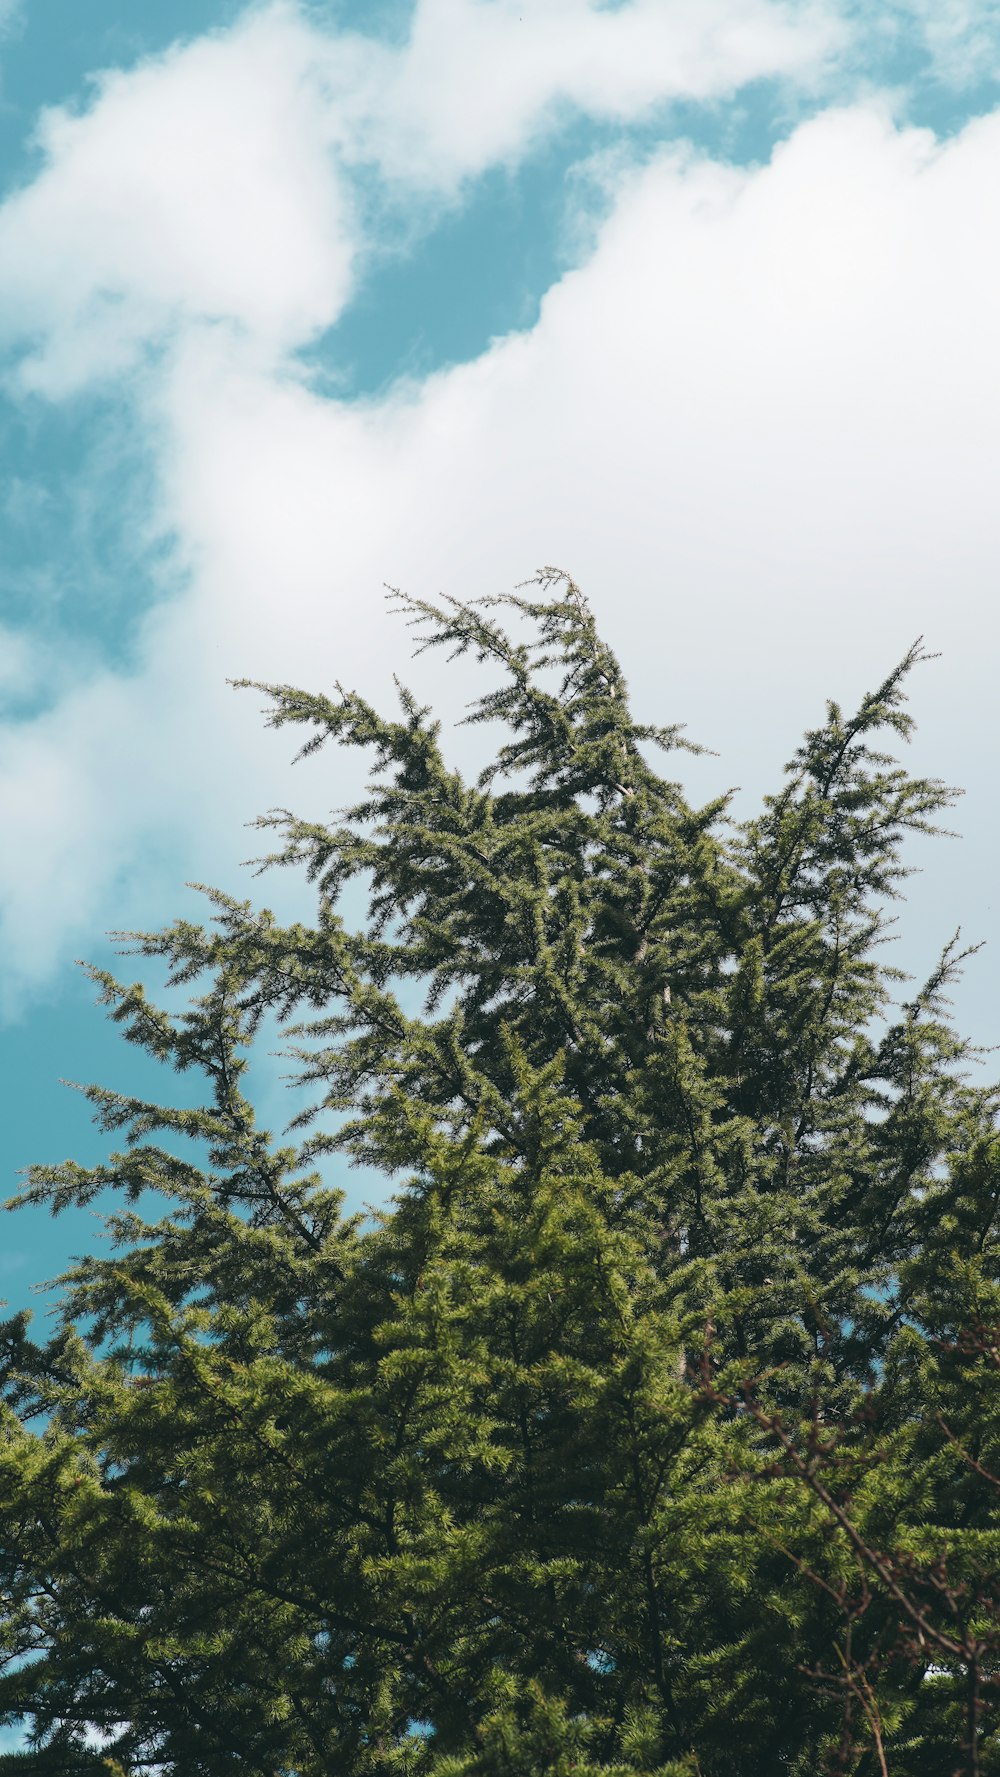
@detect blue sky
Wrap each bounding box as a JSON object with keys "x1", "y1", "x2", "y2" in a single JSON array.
[{"x1": 3, "y1": 0, "x2": 1000, "y2": 1326}]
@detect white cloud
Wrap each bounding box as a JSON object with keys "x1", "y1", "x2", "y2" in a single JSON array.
[
  {"x1": 153, "y1": 101, "x2": 1000, "y2": 744},
  {"x1": 0, "y1": 623, "x2": 41, "y2": 702},
  {"x1": 326, "y1": 0, "x2": 844, "y2": 187},
  {"x1": 858, "y1": 0, "x2": 1000, "y2": 89},
  {"x1": 0, "y1": 0, "x2": 841, "y2": 395},
  {"x1": 0, "y1": 9, "x2": 356, "y2": 393},
  {"x1": 2, "y1": 3, "x2": 1000, "y2": 1032}
]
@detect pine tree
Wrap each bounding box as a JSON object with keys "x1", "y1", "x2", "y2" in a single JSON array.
[{"x1": 1, "y1": 571, "x2": 997, "y2": 1774}]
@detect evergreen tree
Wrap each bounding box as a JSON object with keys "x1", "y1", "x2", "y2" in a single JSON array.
[{"x1": 1, "y1": 571, "x2": 998, "y2": 1773}]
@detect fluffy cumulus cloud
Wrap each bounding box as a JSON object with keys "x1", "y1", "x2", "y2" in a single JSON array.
[
  {"x1": 0, "y1": 0, "x2": 843, "y2": 395},
  {"x1": 0, "y1": 11, "x2": 355, "y2": 391},
  {"x1": 1, "y1": 0, "x2": 1000, "y2": 1021},
  {"x1": 326, "y1": 0, "x2": 844, "y2": 185}
]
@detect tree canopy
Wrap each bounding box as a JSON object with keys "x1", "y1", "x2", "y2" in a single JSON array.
[{"x1": 2, "y1": 571, "x2": 999, "y2": 1775}]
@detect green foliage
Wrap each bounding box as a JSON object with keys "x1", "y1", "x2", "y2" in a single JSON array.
[{"x1": 1, "y1": 570, "x2": 998, "y2": 1773}]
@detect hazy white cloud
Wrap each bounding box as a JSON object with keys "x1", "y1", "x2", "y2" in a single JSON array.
[
  {"x1": 2, "y1": 2, "x2": 1000, "y2": 1027},
  {"x1": 862, "y1": 0, "x2": 1000, "y2": 88},
  {"x1": 0, "y1": 623, "x2": 41, "y2": 702}
]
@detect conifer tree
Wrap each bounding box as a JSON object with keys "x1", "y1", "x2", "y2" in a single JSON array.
[{"x1": 1, "y1": 571, "x2": 998, "y2": 1774}]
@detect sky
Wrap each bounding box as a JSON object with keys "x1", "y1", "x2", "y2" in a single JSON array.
[{"x1": 2, "y1": 0, "x2": 1000, "y2": 1324}]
